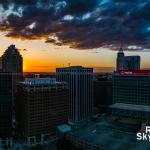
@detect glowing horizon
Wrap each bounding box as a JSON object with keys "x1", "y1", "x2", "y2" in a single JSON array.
[
  {"x1": 1, "y1": 1, "x2": 150, "y2": 72},
  {"x1": 0, "y1": 35, "x2": 150, "y2": 73}
]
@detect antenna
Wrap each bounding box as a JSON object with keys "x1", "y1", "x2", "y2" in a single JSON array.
[
  {"x1": 68, "y1": 63, "x2": 71, "y2": 67},
  {"x1": 119, "y1": 47, "x2": 123, "y2": 52},
  {"x1": 119, "y1": 40, "x2": 124, "y2": 52}
]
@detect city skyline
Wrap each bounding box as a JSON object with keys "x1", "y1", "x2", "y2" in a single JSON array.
[
  {"x1": 1, "y1": 1, "x2": 150, "y2": 149},
  {"x1": 0, "y1": 1, "x2": 150, "y2": 72},
  {"x1": 1, "y1": 37, "x2": 150, "y2": 73}
]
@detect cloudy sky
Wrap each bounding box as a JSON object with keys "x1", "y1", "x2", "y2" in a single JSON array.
[{"x1": 0, "y1": 0, "x2": 150, "y2": 72}]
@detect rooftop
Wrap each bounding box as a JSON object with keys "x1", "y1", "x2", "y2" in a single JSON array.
[
  {"x1": 110, "y1": 103, "x2": 150, "y2": 112},
  {"x1": 69, "y1": 115, "x2": 150, "y2": 150},
  {"x1": 57, "y1": 124, "x2": 71, "y2": 133},
  {"x1": 21, "y1": 78, "x2": 65, "y2": 85},
  {"x1": 57, "y1": 66, "x2": 93, "y2": 70},
  {"x1": 2, "y1": 45, "x2": 22, "y2": 57}
]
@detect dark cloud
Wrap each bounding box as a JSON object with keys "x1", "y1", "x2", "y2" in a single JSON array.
[{"x1": 0, "y1": 0, "x2": 150, "y2": 50}]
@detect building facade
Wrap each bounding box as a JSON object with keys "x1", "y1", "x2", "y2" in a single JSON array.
[
  {"x1": 111, "y1": 70, "x2": 150, "y2": 121},
  {"x1": 116, "y1": 48, "x2": 140, "y2": 71},
  {"x1": 0, "y1": 73, "x2": 13, "y2": 147},
  {"x1": 15, "y1": 78, "x2": 69, "y2": 144},
  {"x1": 56, "y1": 66, "x2": 93, "y2": 124}
]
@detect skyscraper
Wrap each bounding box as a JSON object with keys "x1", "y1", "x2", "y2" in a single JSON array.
[
  {"x1": 16, "y1": 78, "x2": 69, "y2": 145},
  {"x1": 1, "y1": 45, "x2": 23, "y2": 73},
  {"x1": 0, "y1": 72, "x2": 13, "y2": 147},
  {"x1": 56, "y1": 66, "x2": 93, "y2": 124},
  {"x1": 0, "y1": 45, "x2": 23, "y2": 92},
  {"x1": 116, "y1": 47, "x2": 140, "y2": 71}
]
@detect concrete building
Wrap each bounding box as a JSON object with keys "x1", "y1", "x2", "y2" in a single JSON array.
[
  {"x1": 116, "y1": 48, "x2": 140, "y2": 71},
  {"x1": 0, "y1": 73, "x2": 13, "y2": 148},
  {"x1": 111, "y1": 70, "x2": 150, "y2": 121},
  {"x1": 15, "y1": 78, "x2": 69, "y2": 145},
  {"x1": 56, "y1": 66, "x2": 93, "y2": 124}
]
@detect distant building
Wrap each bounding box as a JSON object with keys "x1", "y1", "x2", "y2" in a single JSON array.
[
  {"x1": 116, "y1": 48, "x2": 140, "y2": 71},
  {"x1": 111, "y1": 70, "x2": 150, "y2": 121},
  {"x1": 0, "y1": 45, "x2": 23, "y2": 92},
  {"x1": 1, "y1": 45, "x2": 23, "y2": 73},
  {"x1": 56, "y1": 66, "x2": 93, "y2": 124},
  {"x1": 0, "y1": 73, "x2": 13, "y2": 147},
  {"x1": 15, "y1": 78, "x2": 69, "y2": 145},
  {"x1": 94, "y1": 77, "x2": 112, "y2": 113}
]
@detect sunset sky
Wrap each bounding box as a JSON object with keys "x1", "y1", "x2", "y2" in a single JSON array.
[{"x1": 0, "y1": 0, "x2": 150, "y2": 72}]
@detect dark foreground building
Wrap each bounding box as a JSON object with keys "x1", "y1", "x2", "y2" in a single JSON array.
[
  {"x1": 16, "y1": 78, "x2": 69, "y2": 145},
  {"x1": 0, "y1": 73, "x2": 13, "y2": 147}
]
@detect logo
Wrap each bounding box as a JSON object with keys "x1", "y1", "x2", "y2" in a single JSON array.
[{"x1": 137, "y1": 126, "x2": 150, "y2": 142}]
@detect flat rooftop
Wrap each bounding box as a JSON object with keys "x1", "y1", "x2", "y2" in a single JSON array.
[
  {"x1": 69, "y1": 115, "x2": 150, "y2": 150},
  {"x1": 56, "y1": 66, "x2": 93, "y2": 70},
  {"x1": 110, "y1": 103, "x2": 150, "y2": 112},
  {"x1": 57, "y1": 124, "x2": 71, "y2": 133},
  {"x1": 21, "y1": 78, "x2": 66, "y2": 85}
]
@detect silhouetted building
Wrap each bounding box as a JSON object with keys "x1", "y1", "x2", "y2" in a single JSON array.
[
  {"x1": 1, "y1": 45, "x2": 23, "y2": 73},
  {"x1": 116, "y1": 48, "x2": 140, "y2": 71},
  {"x1": 56, "y1": 66, "x2": 93, "y2": 125},
  {"x1": 0, "y1": 45, "x2": 23, "y2": 92},
  {"x1": 111, "y1": 70, "x2": 150, "y2": 121},
  {"x1": 94, "y1": 78, "x2": 112, "y2": 113},
  {"x1": 0, "y1": 73, "x2": 13, "y2": 147},
  {"x1": 16, "y1": 78, "x2": 69, "y2": 144}
]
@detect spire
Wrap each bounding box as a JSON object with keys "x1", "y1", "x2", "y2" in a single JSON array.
[
  {"x1": 117, "y1": 47, "x2": 124, "y2": 58},
  {"x1": 119, "y1": 47, "x2": 123, "y2": 52}
]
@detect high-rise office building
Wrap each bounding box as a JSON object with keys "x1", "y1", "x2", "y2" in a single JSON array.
[
  {"x1": 0, "y1": 73, "x2": 13, "y2": 147},
  {"x1": 116, "y1": 48, "x2": 140, "y2": 71},
  {"x1": 111, "y1": 70, "x2": 150, "y2": 121},
  {"x1": 16, "y1": 78, "x2": 69, "y2": 144},
  {"x1": 0, "y1": 45, "x2": 23, "y2": 92},
  {"x1": 56, "y1": 66, "x2": 93, "y2": 124}
]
